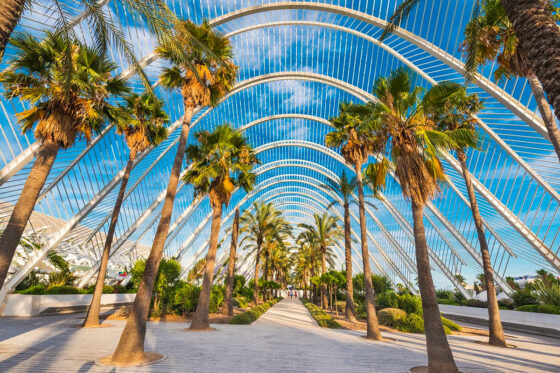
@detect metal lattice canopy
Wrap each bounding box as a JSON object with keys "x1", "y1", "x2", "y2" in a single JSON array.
[{"x1": 1, "y1": 0, "x2": 560, "y2": 296}]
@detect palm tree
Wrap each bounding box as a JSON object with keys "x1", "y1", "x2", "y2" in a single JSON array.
[
  {"x1": 298, "y1": 213, "x2": 343, "y2": 310},
  {"x1": 184, "y1": 124, "x2": 258, "y2": 331},
  {"x1": 462, "y1": 0, "x2": 560, "y2": 163},
  {"x1": 325, "y1": 103, "x2": 382, "y2": 340},
  {"x1": 83, "y1": 92, "x2": 168, "y2": 328},
  {"x1": 382, "y1": 0, "x2": 560, "y2": 162},
  {"x1": 322, "y1": 171, "x2": 358, "y2": 321},
  {"x1": 109, "y1": 20, "x2": 236, "y2": 364},
  {"x1": 0, "y1": 32, "x2": 129, "y2": 291},
  {"x1": 296, "y1": 231, "x2": 320, "y2": 303},
  {"x1": 261, "y1": 217, "x2": 292, "y2": 301},
  {"x1": 364, "y1": 67, "x2": 478, "y2": 373},
  {"x1": 223, "y1": 208, "x2": 240, "y2": 316},
  {"x1": 424, "y1": 81, "x2": 507, "y2": 347},
  {"x1": 239, "y1": 202, "x2": 283, "y2": 305},
  {"x1": 0, "y1": 0, "x2": 179, "y2": 93}
]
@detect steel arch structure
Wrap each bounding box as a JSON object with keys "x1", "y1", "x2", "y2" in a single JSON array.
[{"x1": 1, "y1": 0, "x2": 559, "y2": 304}]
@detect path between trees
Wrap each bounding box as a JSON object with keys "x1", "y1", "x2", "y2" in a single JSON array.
[{"x1": 0, "y1": 298, "x2": 559, "y2": 372}]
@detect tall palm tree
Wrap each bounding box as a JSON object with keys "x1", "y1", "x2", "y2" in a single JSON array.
[
  {"x1": 0, "y1": 32, "x2": 129, "y2": 291},
  {"x1": 322, "y1": 171, "x2": 358, "y2": 321},
  {"x1": 293, "y1": 242, "x2": 315, "y2": 299},
  {"x1": 109, "y1": 20, "x2": 236, "y2": 364},
  {"x1": 295, "y1": 231, "x2": 320, "y2": 303},
  {"x1": 298, "y1": 213, "x2": 343, "y2": 310},
  {"x1": 0, "y1": 0, "x2": 179, "y2": 93},
  {"x1": 382, "y1": 0, "x2": 560, "y2": 161},
  {"x1": 424, "y1": 81, "x2": 507, "y2": 347},
  {"x1": 223, "y1": 207, "x2": 240, "y2": 316},
  {"x1": 365, "y1": 67, "x2": 478, "y2": 373},
  {"x1": 83, "y1": 92, "x2": 168, "y2": 328},
  {"x1": 462, "y1": 0, "x2": 560, "y2": 163},
  {"x1": 325, "y1": 102, "x2": 382, "y2": 340},
  {"x1": 184, "y1": 124, "x2": 258, "y2": 331},
  {"x1": 239, "y1": 202, "x2": 283, "y2": 305},
  {"x1": 261, "y1": 217, "x2": 292, "y2": 301}
]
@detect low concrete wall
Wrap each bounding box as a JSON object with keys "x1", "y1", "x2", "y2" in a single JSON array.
[{"x1": 0, "y1": 293, "x2": 136, "y2": 317}]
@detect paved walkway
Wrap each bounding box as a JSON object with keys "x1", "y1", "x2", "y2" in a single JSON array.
[{"x1": 0, "y1": 299, "x2": 559, "y2": 372}]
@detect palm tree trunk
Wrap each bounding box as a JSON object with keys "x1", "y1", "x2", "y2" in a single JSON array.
[
  {"x1": 83, "y1": 152, "x2": 135, "y2": 328},
  {"x1": 263, "y1": 251, "x2": 269, "y2": 302},
  {"x1": 0, "y1": 139, "x2": 59, "y2": 290},
  {"x1": 501, "y1": 0, "x2": 560, "y2": 126},
  {"x1": 411, "y1": 200, "x2": 458, "y2": 373},
  {"x1": 526, "y1": 71, "x2": 560, "y2": 163},
  {"x1": 457, "y1": 151, "x2": 507, "y2": 347},
  {"x1": 253, "y1": 244, "x2": 261, "y2": 306},
  {"x1": 310, "y1": 253, "x2": 317, "y2": 304},
  {"x1": 110, "y1": 109, "x2": 193, "y2": 364},
  {"x1": 223, "y1": 208, "x2": 239, "y2": 316},
  {"x1": 343, "y1": 202, "x2": 357, "y2": 321},
  {"x1": 190, "y1": 201, "x2": 223, "y2": 330},
  {"x1": 321, "y1": 247, "x2": 328, "y2": 309},
  {"x1": 334, "y1": 286, "x2": 338, "y2": 317},
  {"x1": 0, "y1": 0, "x2": 26, "y2": 61},
  {"x1": 355, "y1": 163, "x2": 382, "y2": 340}
]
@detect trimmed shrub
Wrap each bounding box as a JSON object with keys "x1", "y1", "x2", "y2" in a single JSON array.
[
  {"x1": 335, "y1": 301, "x2": 346, "y2": 313},
  {"x1": 512, "y1": 288, "x2": 538, "y2": 307},
  {"x1": 16, "y1": 284, "x2": 46, "y2": 295},
  {"x1": 233, "y1": 296, "x2": 248, "y2": 308},
  {"x1": 464, "y1": 298, "x2": 486, "y2": 308},
  {"x1": 301, "y1": 299, "x2": 341, "y2": 328},
  {"x1": 516, "y1": 304, "x2": 560, "y2": 315},
  {"x1": 229, "y1": 298, "x2": 282, "y2": 324},
  {"x1": 396, "y1": 313, "x2": 424, "y2": 333},
  {"x1": 377, "y1": 308, "x2": 406, "y2": 328},
  {"x1": 438, "y1": 298, "x2": 458, "y2": 305},
  {"x1": 441, "y1": 316, "x2": 461, "y2": 331},
  {"x1": 46, "y1": 285, "x2": 82, "y2": 294}
]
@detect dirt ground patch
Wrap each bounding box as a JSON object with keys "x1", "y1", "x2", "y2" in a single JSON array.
[{"x1": 106, "y1": 306, "x2": 247, "y2": 324}]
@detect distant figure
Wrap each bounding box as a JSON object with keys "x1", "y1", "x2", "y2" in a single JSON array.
[
  {"x1": 289, "y1": 291, "x2": 293, "y2": 299},
  {"x1": 294, "y1": 291, "x2": 298, "y2": 298}
]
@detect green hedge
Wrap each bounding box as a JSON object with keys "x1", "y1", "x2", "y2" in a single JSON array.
[
  {"x1": 229, "y1": 298, "x2": 282, "y2": 324},
  {"x1": 377, "y1": 308, "x2": 406, "y2": 328},
  {"x1": 516, "y1": 304, "x2": 560, "y2": 315},
  {"x1": 301, "y1": 299, "x2": 341, "y2": 329}
]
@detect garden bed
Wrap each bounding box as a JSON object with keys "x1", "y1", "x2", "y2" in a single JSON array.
[{"x1": 229, "y1": 298, "x2": 282, "y2": 324}]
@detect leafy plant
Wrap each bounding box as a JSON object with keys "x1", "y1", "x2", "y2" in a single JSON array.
[
  {"x1": 301, "y1": 299, "x2": 341, "y2": 328},
  {"x1": 377, "y1": 308, "x2": 406, "y2": 328},
  {"x1": 533, "y1": 280, "x2": 560, "y2": 306},
  {"x1": 511, "y1": 288, "x2": 538, "y2": 307}
]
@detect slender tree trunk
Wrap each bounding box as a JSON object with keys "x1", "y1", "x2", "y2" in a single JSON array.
[
  {"x1": 310, "y1": 253, "x2": 317, "y2": 304},
  {"x1": 0, "y1": 139, "x2": 59, "y2": 290},
  {"x1": 190, "y1": 202, "x2": 223, "y2": 330},
  {"x1": 263, "y1": 251, "x2": 269, "y2": 302},
  {"x1": 411, "y1": 200, "x2": 458, "y2": 373},
  {"x1": 329, "y1": 285, "x2": 333, "y2": 313},
  {"x1": 343, "y1": 202, "x2": 357, "y2": 321},
  {"x1": 223, "y1": 208, "x2": 239, "y2": 316},
  {"x1": 321, "y1": 247, "x2": 328, "y2": 309},
  {"x1": 501, "y1": 0, "x2": 560, "y2": 127},
  {"x1": 355, "y1": 163, "x2": 382, "y2": 340},
  {"x1": 110, "y1": 109, "x2": 193, "y2": 364},
  {"x1": 335, "y1": 287, "x2": 338, "y2": 317},
  {"x1": 83, "y1": 152, "x2": 135, "y2": 327},
  {"x1": 0, "y1": 0, "x2": 25, "y2": 61},
  {"x1": 253, "y1": 242, "x2": 261, "y2": 306},
  {"x1": 458, "y1": 151, "x2": 507, "y2": 347},
  {"x1": 526, "y1": 71, "x2": 560, "y2": 163}
]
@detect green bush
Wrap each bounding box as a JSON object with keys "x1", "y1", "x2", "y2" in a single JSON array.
[
  {"x1": 16, "y1": 284, "x2": 46, "y2": 295},
  {"x1": 441, "y1": 316, "x2": 461, "y2": 331},
  {"x1": 516, "y1": 304, "x2": 560, "y2": 315},
  {"x1": 355, "y1": 301, "x2": 367, "y2": 319},
  {"x1": 335, "y1": 300, "x2": 346, "y2": 313},
  {"x1": 209, "y1": 286, "x2": 224, "y2": 313},
  {"x1": 438, "y1": 298, "x2": 459, "y2": 305},
  {"x1": 229, "y1": 298, "x2": 281, "y2": 324},
  {"x1": 534, "y1": 280, "x2": 560, "y2": 306},
  {"x1": 174, "y1": 283, "x2": 201, "y2": 314},
  {"x1": 46, "y1": 285, "x2": 82, "y2": 294},
  {"x1": 377, "y1": 308, "x2": 406, "y2": 328},
  {"x1": 512, "y1": 288, "x2": 538, "y2": 307},
  {"x1": 464, "y1": 298, "x2": 486, "y2": 308},
  {"x1": 396, "y1": 313, "x2": 424, "y2": 333},
  {"x1": 233, "y1": 296, "x2": 248, "y2": 308},
  {"x1": 397, "y1": 293, "x2": 422, "y2": 315},
  {"x1": 498, "y1": 299, "x2": 514, "y2": 310},
  {"x1": 301, "y1": 299, "x2": 341, "y2": 329},
  {"x1": 436, "y1": 289, "x2": 455, "y2": 300},
  {"x1": 377, "y1": 292, "x2": 399, "y2": 309}
]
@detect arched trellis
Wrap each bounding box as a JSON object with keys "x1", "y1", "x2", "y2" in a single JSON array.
[{"x1": 1, "y1": 2, "x2": 557, "y2": 302}]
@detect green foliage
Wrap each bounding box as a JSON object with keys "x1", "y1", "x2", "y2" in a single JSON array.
[
  {"x1": 174, "y1": 283, "x2": 201, "y2": 314},
  {"x1": 232, "y1": 275, "x2": 246, "y2": 296},
  {"x1": 377, "y1": 307, "x2": 406, "y2": 328},
  {"x1": 16, "y1": 284, "x2": 46, "y2": 295},
  {"x1": 46, "y1": 285, "x2": 84, "y2": 294},
  {"x1": 441, "y1": 317, "x2": 461, "y2": 331},
  {"x1": 209, "y1": 285, "x2": 225, "y2": 313},
  {"x1": 436, "y1": 289, "x2": 455, "y2": 300},
  {"x1": 371, "y1": 274, "x2": 392, "y2": 294},
  {"x1": 229, "y1": 298, "x2": 282, "y2": 324},
  {"x1": 533, "y1": 280, "x2": 560, "y2": 306},
  {"x1": 301, "y1": 299, "x2": 341, "y2": 328},
  {"x1": 516, "y1": 304, "x2": 560, "y2": 315},
  {"x1": 233, "y1": 296, "x2": 249, "y2": 308},
  {"x1": 396, "y1": 313, "x2": 424, "y2": 333},
  {"x1": 396, "y1": 293, "x2": 422, "y2": 315},
  {"x1": 16, "y1": 270, "x2": 42, "y2": 291},
  {"x1": 376, "y1": 291, "x2": 399, "y2": 309},
  {"x1": 335, "y1": 301, "x2": 346, "y2": 313},
  {"x1": 511, "y1": 288, "x2": 538, "y2": 307}
]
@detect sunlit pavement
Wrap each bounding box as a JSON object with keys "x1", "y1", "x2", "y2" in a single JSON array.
[{"x1": 0, "y1": 298, "x2": 559, "y2": 372}]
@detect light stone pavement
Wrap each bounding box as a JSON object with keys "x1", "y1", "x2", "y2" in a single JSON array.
[{"x1": 0, "y1": 298, "x2": 559, "y2": 372}]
